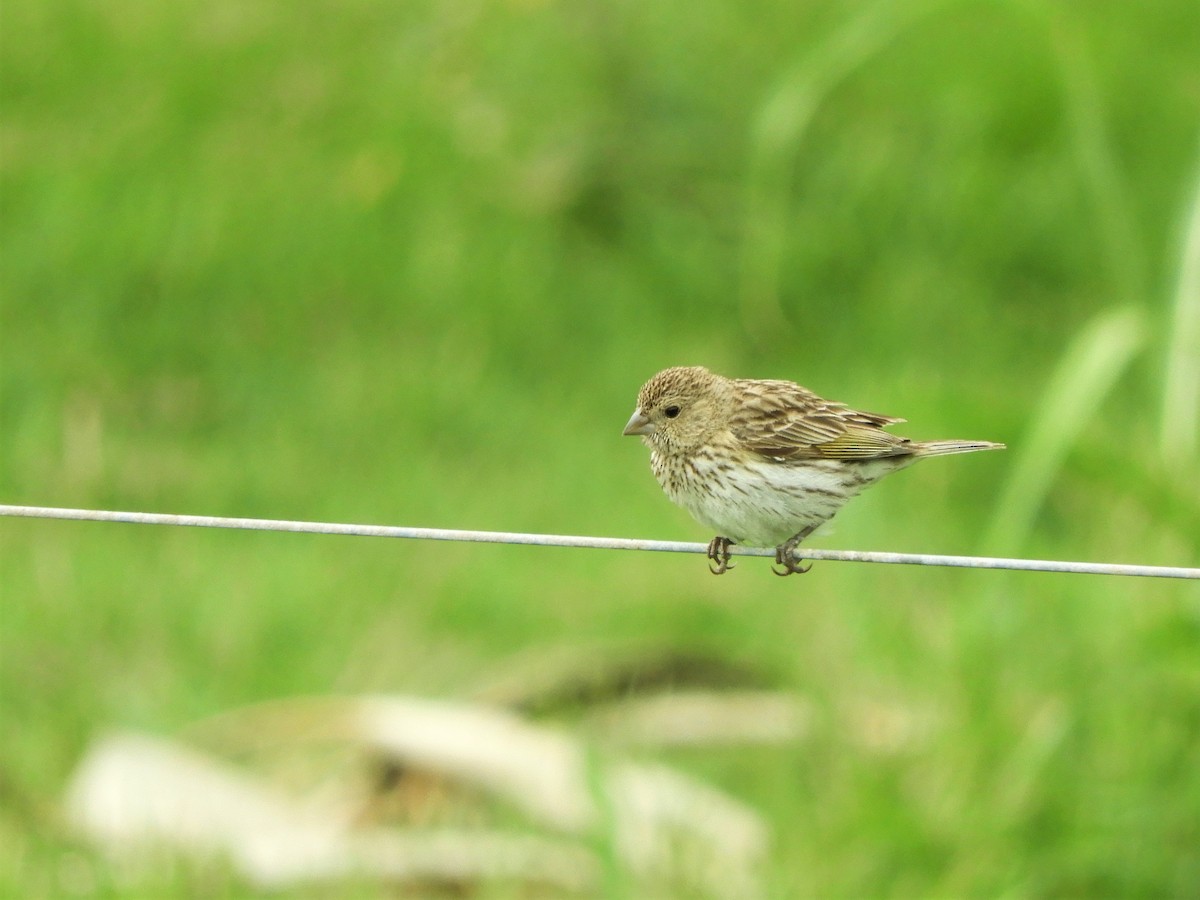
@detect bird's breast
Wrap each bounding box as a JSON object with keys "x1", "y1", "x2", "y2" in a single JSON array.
[{"x1": 648, "y1": 450, "x2": 904, "y2": 546}]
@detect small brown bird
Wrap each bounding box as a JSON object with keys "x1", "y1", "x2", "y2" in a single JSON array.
[{"x1": 623, "y1": 366, "x2": 1004, "y2": 575}]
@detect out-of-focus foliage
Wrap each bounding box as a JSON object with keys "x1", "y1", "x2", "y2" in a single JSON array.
[{"x1": 2, "y1": 0, "x2": 1197, "y2": 895}]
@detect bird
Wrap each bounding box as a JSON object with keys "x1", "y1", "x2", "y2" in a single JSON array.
[{"x1": 623, "y1": 366, "x2": 1004, "y2": 575}]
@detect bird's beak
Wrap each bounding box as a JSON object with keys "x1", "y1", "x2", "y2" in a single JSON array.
[{"x1": 623, "y1": 408, "x2": 655, "y2": 436}]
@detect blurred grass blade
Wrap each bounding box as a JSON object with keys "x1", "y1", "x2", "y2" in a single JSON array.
[
  {"x1": 1160, "y1": 154, "x2": 1200, "y2": 470},
  {"x1": 1040, "y1": 7, "x2": 1148, "y2": 304},
  {"x1": 738, "y1": 0, "x2": 947, "y2": 343},
  {"x1": 986, "y1": 307, "x2": 1147, "y2": 556}
]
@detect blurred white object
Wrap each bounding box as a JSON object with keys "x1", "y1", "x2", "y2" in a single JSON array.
[
  {"x1": 65, "y1": 696, "x2": 768, "y2": 896},
  {"x1": 64, "y1": 730, "x2": 594, "y2": 890}
]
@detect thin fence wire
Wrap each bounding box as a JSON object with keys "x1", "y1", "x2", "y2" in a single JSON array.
[{"x1": 1, "y1": 505, "x2": 1196, "y2": 580}]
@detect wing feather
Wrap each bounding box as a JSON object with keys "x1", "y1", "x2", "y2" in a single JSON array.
[{"x1": 728, "y1": 379, "x2": 912, "y2": 460}]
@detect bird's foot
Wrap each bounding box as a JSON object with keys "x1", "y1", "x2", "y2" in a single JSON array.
[
  {"x1": 707, "y1": 536, "x2": 735, "y2": 575},
  {"x1": 772, "y1": 529, "x2": 816, "y2": 576}
]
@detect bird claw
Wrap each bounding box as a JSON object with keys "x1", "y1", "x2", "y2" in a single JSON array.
[
  {"x1": 772, "y1": 555, "x2": 813, "y2": 576},
  {"x1": 773, "y1": 530, "x2": 815, "y2": 576},
  {"x1": 707, "y1": 536, "x2": 735, "y2": 575}
]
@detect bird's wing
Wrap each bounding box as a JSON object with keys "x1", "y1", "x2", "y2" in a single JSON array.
[{"x1": 729, "y1": 379, "x2": 912, "y2": 460}]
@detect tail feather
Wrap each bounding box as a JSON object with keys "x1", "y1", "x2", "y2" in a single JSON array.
[{"x1": 912, "y1": 439, "x2": 1005, "y2": 457}]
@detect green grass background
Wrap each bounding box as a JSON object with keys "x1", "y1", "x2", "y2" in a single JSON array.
[{"x1": 2, "y1": 0, "x2": 1198, "y2": 895}]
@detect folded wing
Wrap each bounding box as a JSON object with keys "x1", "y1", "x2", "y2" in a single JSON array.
[{"x1": 728, "y1": 379, "x2": 913, "y2": 460}]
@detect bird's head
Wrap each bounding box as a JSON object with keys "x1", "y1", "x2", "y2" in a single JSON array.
[{"x1": 623, "y1": 366, "x2": 731, "y2": 454}]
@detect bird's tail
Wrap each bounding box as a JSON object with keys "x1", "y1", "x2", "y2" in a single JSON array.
[{"x1": 913, "y1": 439, "x2": 1005, "y2": 457}]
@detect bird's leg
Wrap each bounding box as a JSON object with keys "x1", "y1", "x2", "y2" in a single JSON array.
[
  {"x1": 707, "y1": 536, "x2": 735, "y2": 575},
  {"x1": 773, "y1": 526, "x2": 817, "y2": 576}
]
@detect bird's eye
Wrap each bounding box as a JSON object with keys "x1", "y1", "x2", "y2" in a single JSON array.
[{"x1": 664, "y1": 405, "x2": 681, "y2": 418}]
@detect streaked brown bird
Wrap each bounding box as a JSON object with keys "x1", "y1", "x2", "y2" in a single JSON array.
[{"x1": 623, "y1": 366, "x2": 1004, "y2": 575}]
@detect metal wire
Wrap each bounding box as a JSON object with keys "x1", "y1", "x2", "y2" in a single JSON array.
[{"x1": 1, "y1": 504, "x2": 1196, "y2": 579}]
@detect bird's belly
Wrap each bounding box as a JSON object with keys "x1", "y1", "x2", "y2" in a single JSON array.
[{"x1": 654, "y1": 453, "x2": 901, "y2": 547}]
